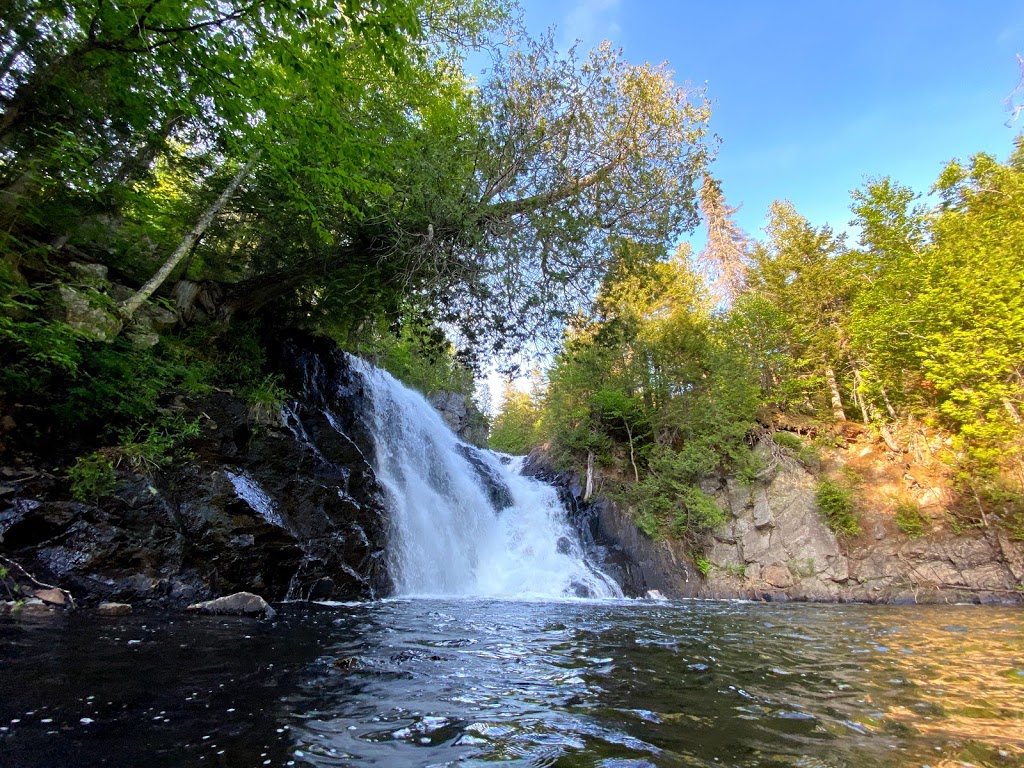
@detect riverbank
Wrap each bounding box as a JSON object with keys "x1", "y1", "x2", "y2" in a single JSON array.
[{"x1": 526, "y1": 436, "x2": 1024, "y2": 605}]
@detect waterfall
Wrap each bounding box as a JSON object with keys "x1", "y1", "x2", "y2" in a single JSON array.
[{"x1": 346, "y1": 357, "x2": 622, "y2": 599}]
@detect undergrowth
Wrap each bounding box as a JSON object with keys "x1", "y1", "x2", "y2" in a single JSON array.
[
  {"x1": 67, "y1": 452, "x2": 118, "y2": 501},
  {"x1": 894, "y1": 498, "x2": 927, "y2": 538},
  {"x1": 815, "y1": 478, "x2": 861, "y2": 536}
]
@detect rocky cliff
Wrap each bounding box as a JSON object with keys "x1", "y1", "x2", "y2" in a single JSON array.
[
  {"x1": 529, "y1": 445, "x2": 1024, "y2": 605},
  {"x1": 0, "y1": 336, "x2": 393, "y2": 608}
]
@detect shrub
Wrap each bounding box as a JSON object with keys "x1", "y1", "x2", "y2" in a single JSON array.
[
  {"x1": 670, "y1": 486, "x2": 727, "y2": 538},
  {"x1": 242, "y1": 374, "x2": 288, "y2": 423},
  {"x1": 692, "y1": 551, "x2": 712, "y2": 577},
  {"x1": 815, "y1": 478, "x2": 861, "y2": 535},
  {"x1": 772, "y1": 431, "x2": 803, "y2": 452},
  {"x1": 894, "y1": 499, "x2": 927, "y2": 538},
  {"x1": 773, "y1": 431, "x2": 821, "y2": 469},
  {"x1": 119, "y1": 413, "x2": 201, "y2": 473},
  {"x1": 67, "y1": 452, "x2": 118, "y2": 501},
  {"x1": 634, "y1": 508, "x2": 661, "y2": 539}
]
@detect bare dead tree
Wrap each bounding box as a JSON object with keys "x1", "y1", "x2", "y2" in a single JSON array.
[{"x1": 696, "y1": 174, "x2": 749, "y2": 305}]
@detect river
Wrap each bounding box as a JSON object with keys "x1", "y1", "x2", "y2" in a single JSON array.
[{"x1": 2, "y1": 598, "x2": 1022, "y2": 767}]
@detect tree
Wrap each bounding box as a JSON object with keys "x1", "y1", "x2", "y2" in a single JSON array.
[
  {"x1": 696, "y1": 174, "x2": 749, "y2": 305},
  {"x1": 488, "y1": 383, "x2": 540, "y2": 455},
  {"x1": 913, "y1": 146, "x2": 1024, "y2": 480},
  {"x1": 746, "y1": 201, "x2": 855, "y2": 419},
  {"x1": 222, "y1": 33, "x2": 713, "y2": 355},
  {"x1": 538, "y1": 239, "x2": 758, "y2": 537},
  {"x1": 847, "y1": 177, "x2": 931, "y2": 418}
]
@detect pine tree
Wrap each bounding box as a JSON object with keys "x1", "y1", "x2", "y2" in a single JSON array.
[{"x1": 697, "y1": 174, "x2": 750, "y2": 305}]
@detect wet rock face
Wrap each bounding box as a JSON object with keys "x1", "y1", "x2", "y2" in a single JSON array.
[
  {"x1": 427, "y1": 391, "x2": 488, "y2": 447},
  {"x1": 0, "y1": 336, "x2": 393, "y2": 609},
  {"x1": 521, "y1": 451, "x2": 649, "y2": 597}
]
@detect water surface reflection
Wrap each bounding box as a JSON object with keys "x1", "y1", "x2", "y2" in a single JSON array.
[{"x1": 1, "y1": 600, "x2": 1021, "y2": 767}]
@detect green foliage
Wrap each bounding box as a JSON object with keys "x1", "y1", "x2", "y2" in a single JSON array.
[
  {"x1": 357, "y1": 317, "x2": 475, "y2": 398},
  {"x1": 118, "y1": 414, "x2": 201, "y2": 473},
  {"x1": 67, "y1": 452, "x2": 118, "y2": 501},
  {"x1": 894, "y1": 499, "x2": 928, "y2": 539},
  {"x1": 626, "y1": 445, "x2": 727, "y2": 540},
  {"x1": 0, "y1": 261, "x2": 84, "y2": 389},
  {"x1": 53, "y1": 338, "x2": 211, "y2": 437},
  {"x1": 772, "y1": 431, "x2": 821, "y2": 470},
  {"x1": 242, "y1": 375, "x2": 288, "y2": 423},
  {"x1": 489, "y1": 386, "x2": 540, "y2": 455},
  {"x1": 815, "y1": 479, "x2": 861, "y2": 536},
  {"x1": 745, "y1": 201, "x2": 855, "y2": 417},
  {"x1": 692, "y1": 552, "x2": 712, "y2": 577},
  {"x1": 771, "y1": 431, "x2": 803, "y2": 452},
  {"x1": 634, "y1": 508, "x2": 662, "y2": 539}
]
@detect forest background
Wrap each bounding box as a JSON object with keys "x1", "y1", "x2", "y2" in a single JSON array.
[{"x1": 1, "y1": 0, "x2": 1022, "y2": 546}]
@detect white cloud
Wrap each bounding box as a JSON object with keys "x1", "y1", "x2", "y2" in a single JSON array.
[{"x1": 561, "y1": 0, "x2": 622, "y2": 48}]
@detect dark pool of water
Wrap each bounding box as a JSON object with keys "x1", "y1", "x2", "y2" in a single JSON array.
[{"x1": 1, "y1": 599, "x2": 1022, "y2": 767}]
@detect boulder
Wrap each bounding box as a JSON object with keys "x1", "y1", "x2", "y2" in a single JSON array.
[
  {"x1": 17, "y1": 598, "x2": 53, "y2": 614},
  {"x1": 97, "y1": 602, "x2": 133, "y2": 616},
  {"x1": 186, "y1": 591, "x2": 276, "y2": 618},
  {"x1": 32, "y1": 587, "x2": 69, "y2": 607},
  {"x1": 67, "y1": 261, "x2": 109, "y2": 286},
  {"x1": 57, "y1": 285, "x2": 122, "y2": 341}
]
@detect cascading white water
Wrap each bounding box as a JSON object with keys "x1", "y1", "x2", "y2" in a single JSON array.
[{"x1": 346, "y1": 357, "x2": 622, "y2": 599}]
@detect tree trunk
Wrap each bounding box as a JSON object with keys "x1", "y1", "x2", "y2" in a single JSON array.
[
  {"x1": 624, "y1": 420, "x2": 639, "y2": 483},
  {"x1": 119, "y1": 153, "x2": 259, "y2": 320},
  {"x1": 880, "y1": 385, "x2": 898, "y2": 420},
  {"x1": 584, "y1": 451, "x2": 594, "y2": 503},
  {"x1": 850, "y1": 362, "x2": 870, "y2": 425},
  {"x1": 824, "y1": 363, "x2": 847, "y2": 421},
  {"x1": 879, "y1": 424, "x2": 902, "y2": 453}
]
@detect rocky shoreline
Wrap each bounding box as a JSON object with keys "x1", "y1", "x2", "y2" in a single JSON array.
[
  {"x1": 0, "y1": 337, "x2": 392, "y2": 612},
  {"x1": 524, "y1": 449, "x2": 1024, "y2": 605}
]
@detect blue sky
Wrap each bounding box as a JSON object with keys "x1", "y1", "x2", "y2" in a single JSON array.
[{"x1": 514, "y1": 0, "x2": 1024, "y2": 243}]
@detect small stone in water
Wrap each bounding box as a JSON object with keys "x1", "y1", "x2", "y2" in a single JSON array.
[{"x1": 80, "y1": 718, "x2": 94, "y2": 725}]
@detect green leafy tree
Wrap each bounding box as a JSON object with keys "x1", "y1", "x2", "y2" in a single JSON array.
[
  {"x1": 746, "y1": 201, "x2": 856, "y2": 419},
  {"x1": 489, "y1": 384, "x2": 541, "y2": 455},
  {"x1": 847, "y1": 177, "x2": 931, "y2": 419},
  {"x1": 915, "y1": 147, "x2": 1024, "y2": 482}
]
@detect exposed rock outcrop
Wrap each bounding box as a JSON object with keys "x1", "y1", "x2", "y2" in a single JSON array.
[
  {"x1": 529, "y1": 448, "x2": 1024, "y2": 604},
  {"x1": 427, "y1": 391, "x2": 488, "y2": 447},
  {"x1": 186, "y1": 591, "x2": 275, "y2": 618},
  {"x1": 0, "y1": 336, "x2": 393, "y2": 609}
]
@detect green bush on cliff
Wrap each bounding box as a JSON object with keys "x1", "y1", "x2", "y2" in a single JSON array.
[
  {"x1": 243, "y1": 374, "x2": 288, "y2": 423},
  {"x1": 624, "y1": 446, "x2": 727, "y2": 541},
  {"x1": 68, "y1": 452, "x2": 118, "y2": 501},
  {"x1": 815, "y1": 479, "x2": 861, "y2": 536},
  {"x1": 119, "y1": 414, "x2": 202, "y2": 473},
  {"x1": 894, "y1": 499, "x2": 927, "y2": 538}
]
